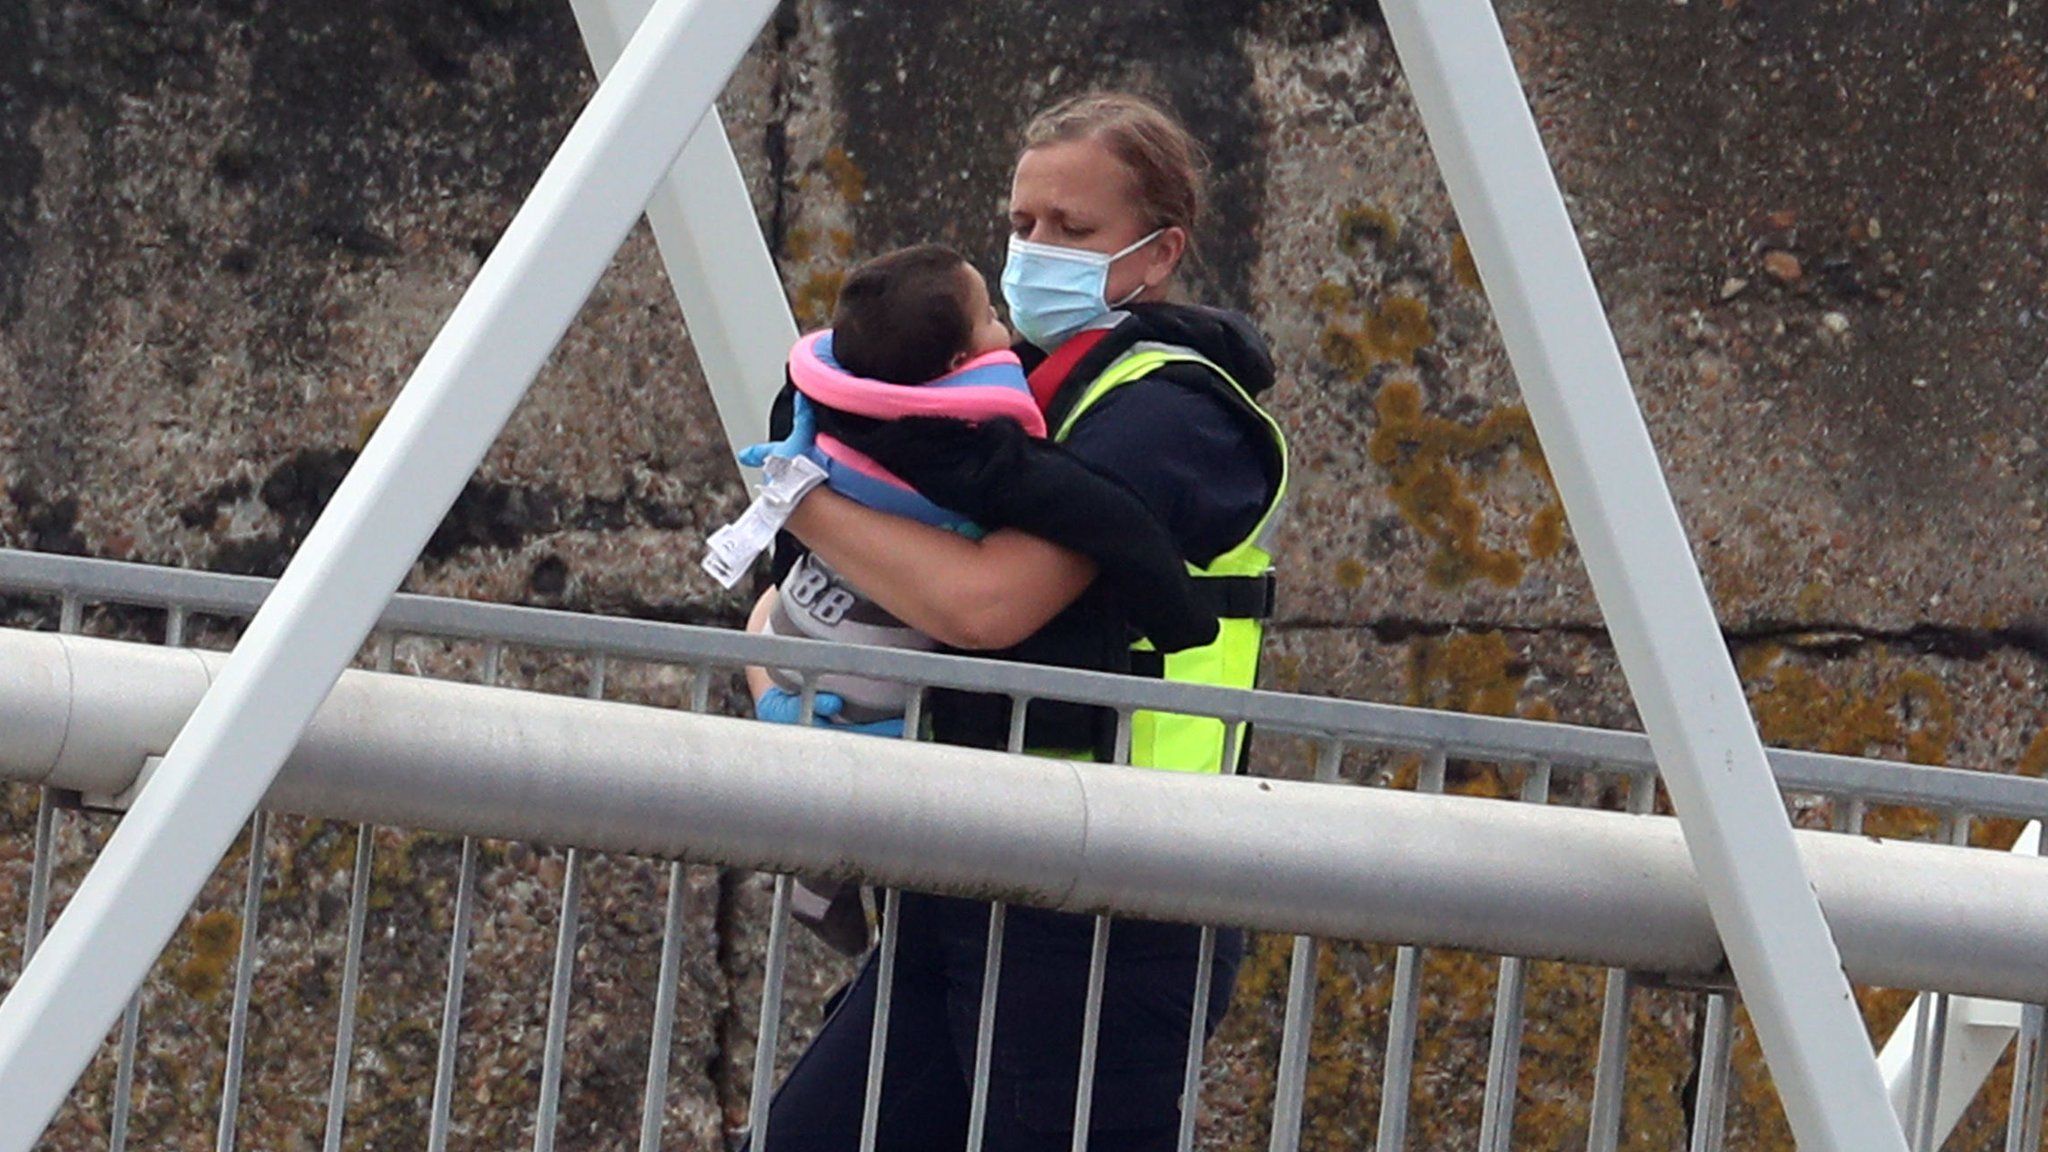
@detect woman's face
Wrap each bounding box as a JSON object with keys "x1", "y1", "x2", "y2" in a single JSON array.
[{"x1": 1008, "y1": 137, "x2": 1185, "y2": 305}]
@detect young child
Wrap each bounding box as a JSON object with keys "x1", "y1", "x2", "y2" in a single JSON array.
[
  {"x1": 709, "y1": 243, "x2": 1217, "y2": 954},
  {"x1": 758, "y1": 244, "x2": 1026, "y2": 726}
]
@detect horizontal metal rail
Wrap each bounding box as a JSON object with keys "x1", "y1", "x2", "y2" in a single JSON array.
[
  {"x1": 6, "y1": 554, "x2": 2048, "y2": 1150},
  {"x1": 4, "y1": 550, "x2": 2044, "y2": 823},
  {"x1": 5, "y1": 629, "x2": 2048, "y2": 1005}
]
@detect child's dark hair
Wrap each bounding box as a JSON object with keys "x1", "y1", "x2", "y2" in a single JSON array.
[{"x1": 832, "y1": 243, "x2": 976, "y2": 384}]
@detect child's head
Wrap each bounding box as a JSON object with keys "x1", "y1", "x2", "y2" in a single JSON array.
[{"x1": 832, "y1": 243, "x2": 1012, "y2": 384}]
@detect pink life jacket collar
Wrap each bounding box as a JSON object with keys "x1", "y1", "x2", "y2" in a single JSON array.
[{"x1": 788, "y1": 330, "x2": 1047, "y2": 438}]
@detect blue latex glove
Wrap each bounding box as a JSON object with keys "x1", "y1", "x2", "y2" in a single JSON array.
[
  {"x1": 753, "y1": 686, "x2": 906, "y2": 738},
  {"x1": 737, "y1": 393, "x2": 818, "y2": 468}
]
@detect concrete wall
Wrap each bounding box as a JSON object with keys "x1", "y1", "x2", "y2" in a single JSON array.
[{"x1": 3, "y1": 1, "x2": 2045, "y2": 1147}]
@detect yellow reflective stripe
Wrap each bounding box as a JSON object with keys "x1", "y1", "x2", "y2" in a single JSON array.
[
  {"x1": 1051, "y1": 346, "x2": 1286, "y2": 774},
  {"x1": 1053, "y1": 348, "x2": 1196, "y2": 439},
  {"x1": 1128, "y1": 618, "x2": 1266, "y2": 773}
]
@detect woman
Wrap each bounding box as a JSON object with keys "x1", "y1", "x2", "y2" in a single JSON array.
[{"x1": 751, "y1": 92, "x2": 1288, "y2": 1151}]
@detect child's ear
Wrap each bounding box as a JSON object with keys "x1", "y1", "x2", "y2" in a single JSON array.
[{"x1": 948, "y1": 350, "x2": 971, "y2": 371}]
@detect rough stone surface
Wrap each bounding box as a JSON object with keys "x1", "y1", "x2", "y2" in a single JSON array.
[{"x1": 5, "y1": 1, "x2": 2048, "y2": 1149}]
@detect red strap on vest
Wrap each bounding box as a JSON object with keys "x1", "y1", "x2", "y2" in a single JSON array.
[{"x1": 1026, "y1": 329, "x2": 1111, "y2": 415}]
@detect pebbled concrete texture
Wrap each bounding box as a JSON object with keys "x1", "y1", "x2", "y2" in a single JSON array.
[
  {"x1": 0, "y1": 0, "x2": 768, "y2": 627},
  {"x1": 4, "y1": 0, "x2": 2048, "y2": 1148}
]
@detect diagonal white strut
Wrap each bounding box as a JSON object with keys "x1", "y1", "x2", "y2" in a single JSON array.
[
  {"x1": 568, "y1": 0, "x2": 796, "y2": 468},
  {"x1": 1378, "y1": 2, "x2": 1910, "y2": 1148},
  {"x1": 0, "y1": 0, "x2": 781, "y2": 1146}
]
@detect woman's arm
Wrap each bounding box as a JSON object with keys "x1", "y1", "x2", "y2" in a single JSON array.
[
  {"x1": 807, "y1": 415, "x2": 1218, "y2": 653},
  {"x1": 786, "y1": 488, "x2": 1096, "y2": 650}
]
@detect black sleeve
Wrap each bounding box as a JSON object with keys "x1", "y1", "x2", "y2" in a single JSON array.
[
  {"x1": 826, "y1": 414, "x2": 1220, "y2": 654},
  {"x1": 1056, "y1": 371, "x2": 1272, "y2": 567}
]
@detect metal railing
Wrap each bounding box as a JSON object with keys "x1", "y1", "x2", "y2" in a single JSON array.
[{"x1": 3, "y1": 548, "x2": 2046, "y2": 1151}]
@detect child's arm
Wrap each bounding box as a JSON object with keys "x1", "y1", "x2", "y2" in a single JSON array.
[{"x1": 744, "y1": 587, "x2": 778, "y2": 705}]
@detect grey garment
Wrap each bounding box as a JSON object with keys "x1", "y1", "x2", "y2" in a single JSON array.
[{"x1": 765, "y1": 552, "x2": 934, "y2": 724}]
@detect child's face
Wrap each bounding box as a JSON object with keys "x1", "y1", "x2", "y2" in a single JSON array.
[{"x1": 958, "y1": 264, "x2": 1014, "y2": 363}]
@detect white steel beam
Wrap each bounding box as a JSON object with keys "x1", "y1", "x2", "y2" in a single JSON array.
[
  {"x1": 0, "y1": 1, "x2": 780, "y2": 1145},
  {"x1": 568, "y1": 0, "x2": 796, "y2": 470},
  {"x1": 1876, "y1": 821, "x2": 2042, "y2": 1146},
  {"x1": 1376, "y1": 3, "x2": 1910, "y2": 1148}
]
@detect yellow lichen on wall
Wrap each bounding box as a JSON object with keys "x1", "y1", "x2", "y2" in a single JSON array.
[
  {"x1": 1406, "y1": 630, "x2": 1527, "y2": 718},
  {"x1": 1369, "y1": 296, "x2": 1438, "y2": 363},
  {"x1": 367, "y1": 829, "x2": 423, "y2": 912},
  {"x1": 172, "y1": 908, "x2": 242, "y2": 1001},
  {"x1": 1610, "y1": 988, "x2": 1700, "y2": 1150},
  {"x1": 1527, "y1": 502, "x2": 1567, "y2": 561},
  {"x1": 1298, "y1": 943, "x2": 1380, "y2": 1149},
  {"x1": 1264, "y1": 651, "x2": 1306, "y2": 693},
  {"x1": 792, "y1": 269, "x2": 847, "y2": 329},
  {"x1": 1401, "y1": 631, "x2": 1557, "y2": 798},
  {"x1": 1309, "y1": 279, "x2": 1353, "y2": 315},
  {"x1": 1368, "y1": 378, "x2": 1563, "y2": 590},
  {"x1": 782, "y1": 224, "x2": 856, "y2": 266},
  {"x1": 1312, "y1": 201, "x2": 1571, "y2": 592},
  {"x1": 354, "y1": 403, "x2": 390, "y2": 451},
  {"x1": 1450, "y1": 234, "x2": 1482, "y2": 292},
  {"x1": 779, "y1": 146, "x2": 865, "y2": 335},
  {"x1": 1220, "y1": 942, "x2": 1699, "y2": 1149},
  {"x1": 1317, "y1": 292, "x2": 1437, "y2": 375},
  {"x1": 1338, "y1": 201, "x2": 1401, "y2": 255},
  {"x1": 1794, "y1": 579, "x2": 1831, "y2": 619},
  {"x1": 1314, "y1": 207, "x2": 1434, "y2": 374},
  {"x1": 1720, "y1": 1002, "x2": 1794, "y2": 1149},
  {"x1": 821, "y1": 146, "x2": 866, "y2": 203},
  {"x1": 1213, "y1": 935, "x2": 1299, "y2": 1141},
  {"x1": 1738, "y1": 646, "x2": 1956, "y2": 838}
]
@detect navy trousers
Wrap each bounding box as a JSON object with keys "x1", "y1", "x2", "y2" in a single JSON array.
[{"x1": 754, "y1": 892, "x2": 1242, "y2": 1151}]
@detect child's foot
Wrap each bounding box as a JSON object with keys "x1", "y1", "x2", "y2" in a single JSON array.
[{"x1": 791, "y1": 878, "x2": 872, "y2": 956}]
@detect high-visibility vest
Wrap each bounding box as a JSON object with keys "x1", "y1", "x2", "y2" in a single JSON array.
[{"x1": 1052, "y1": 342, "x2": 1290, "y2": 774}]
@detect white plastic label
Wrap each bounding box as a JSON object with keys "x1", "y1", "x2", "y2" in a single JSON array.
[{"x1": 702, "y1": 454, "x2": 828, "y2": 588}]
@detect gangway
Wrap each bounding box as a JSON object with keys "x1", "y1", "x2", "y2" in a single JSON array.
[
  {"x1": 0, "y1": 0, "x2": 2041, "y2": 1147},
  {"x1": 2, "y1": 550, "x2": 2045, "y2": 1149}
]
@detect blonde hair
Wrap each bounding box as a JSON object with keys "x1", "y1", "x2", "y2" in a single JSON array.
[{"x1": 1022, "y1": 92, "x2": 1209, "y2": 242}]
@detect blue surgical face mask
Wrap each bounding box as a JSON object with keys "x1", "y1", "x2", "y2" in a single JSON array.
[{"x1": 1000, "y1": 229, "x2": 1163, "y2": 350}]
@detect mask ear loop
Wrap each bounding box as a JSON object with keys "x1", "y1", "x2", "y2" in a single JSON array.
[{"x1": 1107, "y1": 229, "x2": 1167, "y2": 308}]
